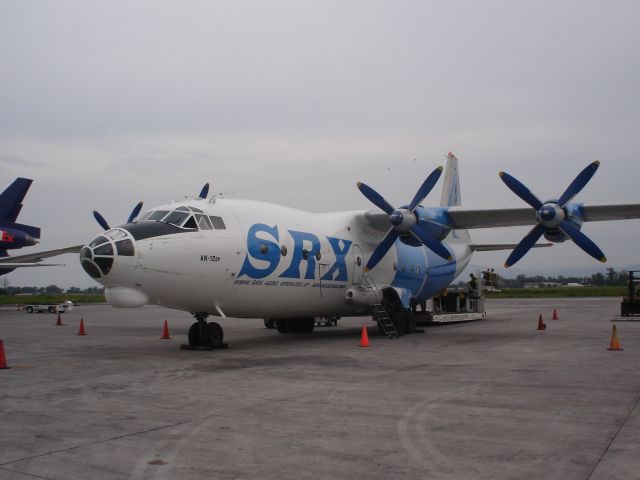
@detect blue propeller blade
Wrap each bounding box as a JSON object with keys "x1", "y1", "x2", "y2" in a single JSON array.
[
  {"x1": 499, "y1": 171, "x2": 543, "y2": 210},
  {"x1": 199, "y1": 183, "x2": 210, "y2": 199},
  {"x1": 357, "y1": 182, "x2": 395, "y2": 215},
  {"x1": 408, "y1": 166, "x2": 444, "y2": 212},
  {"x1": 409, "y1": 223, "x2": 452, "y2": 260},
  {"x1": 557, "y1": 161, "x2": 599, "y2": 207},
  {"x1": 558, "y1": 219, "x2": 607, "y2": 263},
  {"x1": 365, "y1": 229, "x2": 399, "y2": 271},
  {"x1": 93, "y1": 210, "x2": 110, "y2": 231},
  {"x1": 504, "y1": 223, "x2": 546, "y2": 268},
  {"x1": 127, "y1": 201, "x2": 143, "y2": 223}
]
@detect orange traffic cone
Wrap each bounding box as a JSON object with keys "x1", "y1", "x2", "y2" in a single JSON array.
[
  {"x1": 359, "y1": 325, "x2": 370, "y2": 347},
  {"x1": 608, "y1": 324, "x2": 623, "y2": 351},
  {"x1": 55, "y1": 313, "x2": 63, "y2": 326},
  {"x1": 161, "y1": 320, "x2": 171, "y2": 340},
  {"x1": 0, "y1": 340, "x2": 8, "y2": 369},
  {"x1": 537, "y1": 314, "x2": 546, "y2": 331},
  {"x1": 77, "y1": 319, "x2": 87, "y2": 336},
  {"x1": 552, "y1": 308, "x2": 558, "y2": 320}
]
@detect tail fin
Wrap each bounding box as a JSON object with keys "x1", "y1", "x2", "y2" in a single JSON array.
[
  {"x1": 440, "y1": 152, "x2": 461, "y2": 207},
  {"x1": 0, "y1": 178, "x2": 40, "y2": 239},
  {"x1": 0, "y1": 178, "x2": 33, "y2": 223}
]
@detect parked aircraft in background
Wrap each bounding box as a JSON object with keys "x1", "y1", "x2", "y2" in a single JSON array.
[
  {"x1": 0, "y1": 178, "x2": 81, "y2": 275},
  {"x1": 81, "y1": 153, "x2": 640, "y2": 348}
]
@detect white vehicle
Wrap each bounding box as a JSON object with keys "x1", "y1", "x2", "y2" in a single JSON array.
[
  {"x1": 80, "y1": 153, "x2": 640, "y2": 349},
  {"x1": 24, "y1": 301, "x2": 73, "y2": 314}
]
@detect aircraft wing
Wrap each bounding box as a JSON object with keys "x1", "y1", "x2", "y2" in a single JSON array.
[
  {"x1": 0, "y1": 245, "x2": 83, "y2": 268},
  {"x1": 469, "y1": 243, "x2": 552, "y2": 251},
  {"x1": 445, "y1": 203, "x2": 640, "y2": 229}
]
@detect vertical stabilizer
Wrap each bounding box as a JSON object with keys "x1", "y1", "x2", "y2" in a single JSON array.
[{"x1": 440, "y1": 152, "x2": 461, "y2": 207}]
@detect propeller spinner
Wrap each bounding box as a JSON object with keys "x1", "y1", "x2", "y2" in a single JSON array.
[
  {"x1": 499, "y1": 161, "x2": 606, "y2": 267},
  {"x1": 357, "y1": 166, "x2": 452, "y2": 271}
]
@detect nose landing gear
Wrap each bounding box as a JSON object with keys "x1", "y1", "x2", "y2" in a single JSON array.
[{"x1": 181, "y1": 313, "x2": 228, "y2": 350}]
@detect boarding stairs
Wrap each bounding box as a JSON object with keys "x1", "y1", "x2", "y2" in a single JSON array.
[{"x1": 361, "y1": 276, "x2": 399, "y2": 338}]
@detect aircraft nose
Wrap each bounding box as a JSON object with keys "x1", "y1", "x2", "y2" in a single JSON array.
[{"x1": 80, "y1": 229, "x2": 136, "y2": 280}]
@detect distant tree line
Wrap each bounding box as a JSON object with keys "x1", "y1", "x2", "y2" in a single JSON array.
[
  {"x1": 496, "y1": 267, "x2": 631, "y2": 288},
  {"x1": 453, "y1": 268, "x2": 633, "y2": 289},
  {"x1": 0, "y1": 283, "x2": 104, "y2": 295}
]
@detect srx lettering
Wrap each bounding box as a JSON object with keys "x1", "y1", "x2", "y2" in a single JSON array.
[{"x1": 238, "y1": 224, "x2": 352, "y2": 281}]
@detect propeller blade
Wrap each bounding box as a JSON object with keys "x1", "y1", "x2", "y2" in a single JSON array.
[
  {"x1": 127, "y1": 201, "x2": 143, "y2": 223},
  {"x1": 409, "y1": 223, "x2": 452, "y2": 260},
  {"x1": 499, "y1": 171, "x2": 543, "y2": 210},
  {"x1": 357, "y1": 182, "x2": 395, "y2": 215},
  {"x1": 558, "y1": 220, "x2": 607, "y2": 263},
  {"x1": 408, "y1": 166, "x2": 444, "y2": 212},
  {"x1": 504, "y1": 223, "x2": 546, "y2": 267},
  {"x1": 199, "y1": 183, "x2": 210, "y2": 199},
  {"x1": 365, "y1": 229, "x2": 400, "y2": 271},
  {"x1": 93, "y1": 210, "x2": 110, "y2": 230},
  {"x1": 557, "y1": 161, "x2": 600, "y2": 207}
]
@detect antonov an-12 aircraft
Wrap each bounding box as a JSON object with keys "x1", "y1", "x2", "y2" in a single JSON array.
[{"x1": 81, "y1": 153, "x2": 640, "y2": 348}]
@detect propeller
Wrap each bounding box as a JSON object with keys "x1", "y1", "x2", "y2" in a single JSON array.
[
  {"x1": 93, "y1": 201, "x2": 144, "y2": 230},
  {"x1": 357, "y1": 166, "x2": 452, "y2": 271},
  {"x1": 499, "y1": 160, "x2": 605, "y2": 267}
]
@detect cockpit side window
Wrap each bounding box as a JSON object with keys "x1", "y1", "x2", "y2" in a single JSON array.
[
  {"x1": 147, "y1": 210, "x2": 170, "y2": 221},
  {"x1": 182, "y1": 215, "x2": 198, "y2": 229},
  {"x1": 210, "y1": 216, "x2": 226, "y2": 230},
  {"x1": 196, "y1": 214, "x2": 212, "y2": 230},
  {"x1": 163, "y1": 211, "x2": 190, "y2": 226},
  {"x1": 176, "y1": 206, "x2": 190, "y2": 212}
]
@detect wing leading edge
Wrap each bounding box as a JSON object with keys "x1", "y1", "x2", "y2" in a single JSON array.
[
  {"x1": 0, "y1": 245, "x2": 83, "y2": 268},
  {"x1": 445, "y1": 203, "x2": 640, "y2": 230}
]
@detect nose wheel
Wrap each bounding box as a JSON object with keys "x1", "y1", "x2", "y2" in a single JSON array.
[{"x1": 182, "y1": 313, "x2": 228, "y2": 350}]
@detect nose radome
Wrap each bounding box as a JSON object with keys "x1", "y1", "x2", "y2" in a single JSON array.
[{"x1": 79, "y1": 229, "x2": 136, "y2": 280}]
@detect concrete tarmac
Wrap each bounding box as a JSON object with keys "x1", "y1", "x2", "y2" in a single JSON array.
[{"x1": 0, "y1": 298, "x2": 638, "y2": 480}]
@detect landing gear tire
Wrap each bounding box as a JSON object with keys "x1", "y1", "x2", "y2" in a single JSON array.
[
  {"x1": 188, "y1": 322, "x2": 202, "y2": 346},
  {"x1": 299, "y1": 317, "x2": 315, "y2": 333},
  {"x1": 186, "y1": 317, "x2": 227, "y2": 349},
  {"x1": 205, "y1": 322, "x2": 224, "y2": 348},
  {"x1": 276, "y1": 317, "x2": 315, "y2": 333},
  {"x1": 25, "y1": 306, "x2": 33, "y2": 313},
  {"x1": 277, "y1": 318, "x2": 290, "y2": 333},
  {"x1": 264, "y1": 318, "x2": 276, "y2": 329}
]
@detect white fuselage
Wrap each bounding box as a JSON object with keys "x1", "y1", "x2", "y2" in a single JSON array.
[{"x1": 81, "y1": 198, "x2": 473, "y2": 319}]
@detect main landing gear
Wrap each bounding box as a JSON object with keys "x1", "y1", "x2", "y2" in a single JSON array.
[
  {"x1": 263, "y1": 317, "x2": 316, "y2": 333},
  {"x1": 182, "y1": 313, "x2": 228, "y2": 350}
]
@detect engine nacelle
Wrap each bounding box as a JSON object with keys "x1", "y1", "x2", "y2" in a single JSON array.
[{"x1": 412, "y1": 206, "x2": 452, "y2": 241}]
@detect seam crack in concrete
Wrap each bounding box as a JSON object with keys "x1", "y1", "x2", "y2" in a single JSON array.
[
  {"x1": 0, "y1": 465, "x2": 53, "y2": 480},
  {"x1": 585, "y1": 395, "x2": 640, "y2": 480},
  {"x1": 0, "y1": 416, "x2": 207, "y2": 469}
]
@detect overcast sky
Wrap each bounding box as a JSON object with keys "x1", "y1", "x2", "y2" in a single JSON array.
[{"x1": 1, "y1": 0, "x2": 639, "y2": 288}]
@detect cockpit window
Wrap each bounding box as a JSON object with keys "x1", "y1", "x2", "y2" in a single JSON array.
[
  {"x1": 147, "y1": 210, "x2": 170, "y2": 221},
  {"x1": 163, "y1": 211, "x2": 190, "y2": 226},
  {"x1": 89, "y1": 236, "x2": 109, "y2": 248},
  {"x1": 94, "y1": 243, "x2": 114, "y2": 256},
  {"x1": 182, "y1": 216, "x2": 198, "y2": 229},
  {"x1": 105, "y1": 229, "x2": 127, "y2": 240},
  {"x1": 190, "y1": 206, "x2": 203, "y2": 213},
  {"x1": 210, "y1": 216, "x2": 226, "y2": 230},
  {"x1": 176, "y1": 206, "x2": 190, "y2": 212},
  {"x1": 116, "y1": 239, "x2": 134, "y2": 256},
  {"x1": 196, "y1": 214, "x2": 212, "y2": 230}
]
